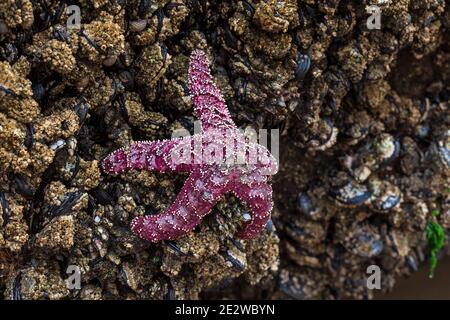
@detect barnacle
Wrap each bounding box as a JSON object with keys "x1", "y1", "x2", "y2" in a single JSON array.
[
  {"x1": 0, "y1": 0, "x2": 34, "y2": 30},
  {"x1": 41, "y1": 39, "x2": 76, "y2": 74},
  {"x1": 79, "y1": 12, "x2": 125, "y2": 63},
  {"x1": 0, "y1": 60, "x2": 39, "y2": 123}
]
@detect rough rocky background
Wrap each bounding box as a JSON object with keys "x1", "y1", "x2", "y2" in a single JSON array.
[{"x1": 0, "y1": 0, "x2": 449, "y2": 299}]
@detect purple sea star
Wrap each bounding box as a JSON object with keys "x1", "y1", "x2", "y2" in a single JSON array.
[{"x1": 102, "y1": 49, "x2": 278, "y2": 242}]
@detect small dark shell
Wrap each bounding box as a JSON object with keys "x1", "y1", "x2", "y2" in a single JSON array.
[
  {"x1": 0, "y1": 192, "x2": 9, "y2": 227},
  {"x1": 345, "y1": 230, "x2": 384, "y2": 258},
  {"x1": 119, "y1": 70, "x2": 135, "y2": 90},
  {"x1": 436, "y1": 138, "x2": 450, "y2": 169},
  {"x1": 284, "y1": 220, "x2": 318, "y2": 243},
  {"x1": 76, "y1": 77, "x2": 89, "y2": 92},
  {"x1": 295, "y1": 54, "x2": 311, "y2": 81},
  {"x1": 69, "y1": 153, "x2": 81, "y2": 181},
  {"x1": 428, "y1": 134, "x2": 450, "y2": 170},
  {"x1": 52, "y1": 1, "x2": 66, "y2": 23},
  {"x1": 369, "y1": 179, "x2": 402, "y2": 212},
  {"x1": 330, "y1": 181, "x2": 372, "y2": 206},
  {"x1": 53, "y1": 25, "x2": 69, "y2": 42},
  {"x1": 47, "y1": 191, "x2": 83, "y2": 217},
  {"x1": 175, "y1": 79, "x2": 190, "y2": 96},
  {"x1": 142, "y1": 114, "x2": 168, "y2": 129},
  {"x1": 15, "y1": 31, "x2": 33, "y2": 47},
  {"x1": 95, "y1": 189, "x2": 114, "y2": 205},
  {"x1": 74, "y1": 99, "x2": 89, "y2": 125},
  {"x1": 103, "y1": 55, "x2": 118, "y2": 67},
  {"x1": 24, "y1": 124, "x2": 34, "y2": 150},
  {"x1": 165, "y1": 283, "x2": 176, "y2": 300},
  {"x1": 176, "y1": 116, "x2": 195, "y2": 135},
  {"x1": 405, "y1": 255, "x2": 418, "y2": 272},
  {"x1": 116, "y1": 94, "x2": 128, "y2": 120},
  {"x1": 242, "y1": 0, "x2": 256, "y2": 17},
  {"x1": 222, "y1": 24, "x2": 238, "y2": 49},
  {"x1": 235, "y1": 78, "x2": 248, "y2": 102},
  {"x1": 138, "y1": 0, "x2": 152, "y2": 18},
  {"x1": 12, "y1": 173, "x2": 35, "y2": 198},
  {"x1": 87, "y1": 194, "x2": 96, "y2": 216},
  {"x1": 78, "y1": 28, "x2": 103, "y2": 54},
  {"x1": 154, "y1": 78, "x2": 164, "y2": 104},
  {"x1": 309, "y1": 118, "x2": 337, "y2": 151},
  {"x1": 37, "y1": 12, "x2": 52, "y2": 32},
  {"x1": 119, "y1": 265, "x2": 131, "y2": 288},
  {"x1": 223, "y1": 250, "x2": 245, "y2": 271},
  {"x1": 378, "y1": 137, "x2": 401, "y2": 165},
  {"x1": 358, "y1": 236, "x2": 383, "y2": 258},
  {"x1": 164, "y1": 240, "x2": 186, "y2": 255},
  {"x1": 378, "y1": 194, "x2": 401, "y2": 211},
  {"x1": 164, "y1": 2, "x2": 185, "y2": 15},
  {"x1": 417, "y1": 98, "x2": 428, "y2": 119},
  {"x1": 296, "y1": 193, "x2": 313, "y2": 215},
  {"x1": 265, "y1": 218, "x2": 275, "y2": 232},
  {"x1": 155, "y1": 9, "x2": 164, "y2": 39},
  {"x1": 32, "y1": 83, "x2": 45, "y2": 101},
  {"x1": 229, "y1": 238, "x2": 245, "y2": 252},
  {"x1": 0, "y1": 43, "x2": 19, "y2": 63},
  {"x1": 49, "y1": 139, "x2": 66, "y2": 151},
  {"x1": 241, "y1": 211, "x2": 252, "y2": 222},
  {"x1": 0, "y1": 84, "x2": 18, "y2": 97},
  {"x1": 416, "y1": 122, "x2": 430, "y2": 138},
  {"x1": 12, "y1": 272, "x2": 23, "y2": 300},
  {"x1": 160, "y1": 43, "x2": 168, "y2": 64}
]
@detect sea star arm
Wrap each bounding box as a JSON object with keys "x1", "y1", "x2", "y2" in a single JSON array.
[
  {"x1": 189, "y1": 50, "x2": 236, "y2": 131},
  {"x1": 102, "y1": 49, "x2": 278, "y2": 243},
  {"x1": 130, "y1": 169, "x2": 229, "y2": 242},
  {"x1": 232, "y1": 182, "x2": 273, "y2": 239},
  {"x1": 101, "y1": 135, "x2": 199, "y2": 174}
]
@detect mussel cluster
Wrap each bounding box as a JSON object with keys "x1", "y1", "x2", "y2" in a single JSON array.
[{"x1": 0, "y1": 0, "x2": 449, "y2": 299}]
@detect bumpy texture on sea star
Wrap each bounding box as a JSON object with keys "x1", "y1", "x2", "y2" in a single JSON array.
[{"x1": 102, "y1": 49, "x2": 278, "y2": 242}]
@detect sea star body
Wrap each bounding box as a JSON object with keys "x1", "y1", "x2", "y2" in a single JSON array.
[{"x1": 102, "y1": 49, "x2": 278, "y2": 242}]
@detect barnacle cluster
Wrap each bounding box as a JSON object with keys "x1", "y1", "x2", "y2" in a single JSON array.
[{"x1": 0, "y1": 0, "x2": 449, "y2": 300}]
